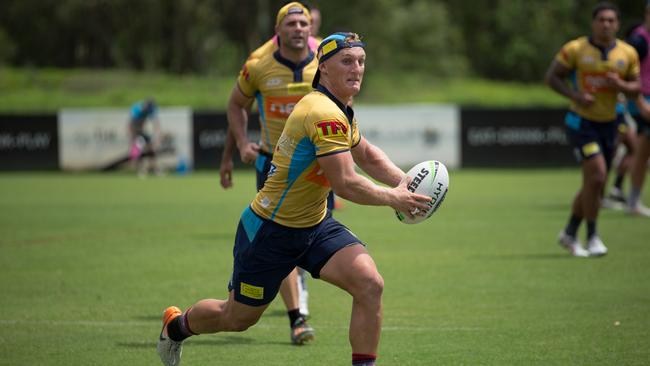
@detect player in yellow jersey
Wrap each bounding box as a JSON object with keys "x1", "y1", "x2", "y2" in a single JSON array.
[
  {"x1": 545, "y1": 2, "x2": 640, "y2": 257},
  {"x1": 246, "y1": 2, "x2": 322, "y2": 62},
  {"x1": 157, "y1": 32, "x2": 432, "y2": 366},
  {"x1": 215, "y1": 2, "x2": 316, "y2": 346}
]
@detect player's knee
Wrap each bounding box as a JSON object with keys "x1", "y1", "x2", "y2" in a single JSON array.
[
  {"x1": 353, "y1": 272, "x2": 384, "y2": 302},
  {"x1": 589, "y1": 171, "x2": 607, "y2": 188}
]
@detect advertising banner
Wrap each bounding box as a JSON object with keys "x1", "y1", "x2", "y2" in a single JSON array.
[
  {"x1": 192, "y1": 111, "x2": 260, "y2": 170},
  {"x1": 461, "y1": 108, "x2": 574, "y2": 167},
  {"x1": 59, "y1": 108, "x2": 191, "y2": 171},
  {"x1": 354, "y1": 105, "x2": 460, "y2": 169},
  {"x1": 0, "y1": 114, "x2": 59, "y2": 170}
]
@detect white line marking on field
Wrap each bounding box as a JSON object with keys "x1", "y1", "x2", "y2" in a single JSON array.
[{"x1": 0, "y1": 319, "x2": 482, "y2": 332}]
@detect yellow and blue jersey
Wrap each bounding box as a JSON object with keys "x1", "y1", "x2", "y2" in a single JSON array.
[
  {"x1": 555, "y1": 36, "x2": 639, "y2": 122},
  {"x1": 250, "y1": 85, "x2": 361, "y2": 228},
  {"x1": 237, "y1": 50, "x2": 317, "y2": 154}
]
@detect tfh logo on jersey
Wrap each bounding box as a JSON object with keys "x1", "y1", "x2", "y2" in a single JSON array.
[
  {"x1": 315, "y1": 120, "x2": 348, "y2": 139},
  {"x1": 265, "y1": 95, "x2": 304, "y2": 119}
]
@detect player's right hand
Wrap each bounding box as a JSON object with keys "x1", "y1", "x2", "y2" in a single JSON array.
[
  {"x1": 239, "y1": 142, "x2": 260, "y2": 165},
  {"x1": 573, "y1": 92, "x2": 595, "y2": 107},
  {"x1": 391, "y1": 177, "x2": 431, "y2": 219},
  {"x1": 219, "y1": 158, "x2": 234, "y2": 189}
]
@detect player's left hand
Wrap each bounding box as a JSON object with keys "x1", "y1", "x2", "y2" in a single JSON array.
[
  {"x1": 219, "y1": 158, "x2": 234, "y2": 189},
  {"x1": 605, "y1": 72, "x2": 623, "y2": 89}
]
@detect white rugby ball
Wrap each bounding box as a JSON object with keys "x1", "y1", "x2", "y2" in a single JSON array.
[{"x1": 395, "y1": 160, "x2": 449, "y2": 224}]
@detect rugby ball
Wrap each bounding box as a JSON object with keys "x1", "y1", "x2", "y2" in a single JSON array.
[{"x1": 395, "y1": 160, "x2": 449, "y2": 224}]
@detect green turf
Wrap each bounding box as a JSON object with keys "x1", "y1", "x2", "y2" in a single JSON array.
[
  {"x1": 0, "y1": 170, "x2": 649, "y2": 365},
  {"x1": 0, "y1": 67, "x2": 565, "y2": 112}
]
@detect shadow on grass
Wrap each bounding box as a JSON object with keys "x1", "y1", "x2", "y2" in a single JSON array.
[
  {"x1": 118, "y1": 335, "x2": 292, "y2": 349},
  {"x1": 263, "y1": 309, "x2": 288, "y2": 318}
]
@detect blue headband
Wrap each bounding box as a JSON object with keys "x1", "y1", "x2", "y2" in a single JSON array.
[{"x1": 312, "y1": 32, "x2": 365, "y2": 88}]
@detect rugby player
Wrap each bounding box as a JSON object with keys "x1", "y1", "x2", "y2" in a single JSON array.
[
  {"x1": 218, "y1": 2, "x2": 324, "y2": 321},
  {"x1": 128, "y1": 98, "x2": 161, "y2": 177},
  {"x1": 545, "y1": 1, "x2": 641, "y2": 257},
  {"x1": 622, "y1": 2, "x2": 650, "y2": 217},
  {"x1": 223, "y1": 2, "x2": 318, "y2": 345},
  {"x1": 602, "y1": 98, "x2": 636, "y2": 209},
  {"x1": 157, "y1": 32, "x2": 432, "y2": 366},
  {"x1": 244, "y1": 2, "x2": 322, "y2": 63}
]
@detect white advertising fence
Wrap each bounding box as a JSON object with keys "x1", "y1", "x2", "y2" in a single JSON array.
[
  {"x1": 58, "y1": 108, "x2": 192, "y2": 171},
  {"x1": 354, "y1": 105, "x2": 460, "y2": 169}
]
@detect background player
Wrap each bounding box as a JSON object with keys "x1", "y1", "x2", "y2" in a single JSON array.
[
  {"x1": 128, "y1": 98, "x2": 161, "y2": 177},
  {"x1": 545, "y1": 2, "x2": 640, "y2": 257},
  {"x1": 623, "y1": 2, "x2": 650, "y2": 217},
  {"x1": 602, "y1": 97, "x2": 636, "y2": 209},
  {"x1": 219, "y1": 2, "x2": 317, "y2": 344}
]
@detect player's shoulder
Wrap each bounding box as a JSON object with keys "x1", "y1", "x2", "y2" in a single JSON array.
[
  {"x1": 296, "y1": 91, "x2": 343, "y2": 119},
  {"x1": 248, "y1": 38, "x2": 277, "y2": 61},
  {"x1": 616, "y1": 38, "x2": 638, "y2": 55},
  {"x1": 562, "y1": 36, "x2": 589, "y2": 50}
]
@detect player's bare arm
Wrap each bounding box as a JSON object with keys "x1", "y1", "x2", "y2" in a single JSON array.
[
  {"x1": 318, "y1": 150, "x2": 430, "y2": 217},
  {"x1": 545, "y1": 60, "x2": 595, "y2": 107},
  {"x1": 606, "y1": 72, "x2": 640, "y2": 95},
  {"x1": 220, "y1": 97, "x2": 255, "y2": 189},
  {"x1": 351, "y1": 136, "x2": 405, "y2": 187},
  {"x1": 226, "y1": 84, "x2": 259, "y2": 164}
]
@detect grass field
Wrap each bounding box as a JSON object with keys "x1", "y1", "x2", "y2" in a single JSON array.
[
  {"x1": 1, "y1": 170, "x2": 649, "y2": 365},
  {"x1": 0, "y1": 67, "x2": 566, "y2": 112}
]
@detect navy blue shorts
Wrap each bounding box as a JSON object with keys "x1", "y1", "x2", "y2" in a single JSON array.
[
  {"x1": 615, "y1": 112, "x2": 630, "y2": 135},
  {"x1": 228, "y1": 207, "x2": 362, "y2": 306},
  {"x1": 630, "y1": 113, "x2": 650, "y2": 138},
  {"x1": 255, "y1": 151, "x2": 336, "y2": 209},
  {"x1": 565, "y1": 112, "x2": 617, "y2": 167}
]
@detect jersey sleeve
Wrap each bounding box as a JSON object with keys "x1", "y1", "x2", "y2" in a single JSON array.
[
  {"x1": 307, "y1": 114, "x2": 353, "y2": 157},
  {"x1": 555, "y1": 40, "x2": 577, "y2": 69},
  {"x1": 350, "y1": 118, "x2": 361, "y2": 147},
  {"x1": 627, "y1": 47, "x2": 641, "y2": 80},
  {"x1": 236, "y1": 58, "x2": 259, "y2": 97}
]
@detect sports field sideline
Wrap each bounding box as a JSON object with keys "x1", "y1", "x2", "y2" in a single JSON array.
[{"x1": 1, "y1": 170, "x2": 648, "y2": 365}]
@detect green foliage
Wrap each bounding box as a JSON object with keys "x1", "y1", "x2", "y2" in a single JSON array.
[
  {"x1": 1, "y1": 1, "x2": 648, "y2": 81},
  {"x1": 0, "y1": 27, "x2": 16, "y2": 64}
]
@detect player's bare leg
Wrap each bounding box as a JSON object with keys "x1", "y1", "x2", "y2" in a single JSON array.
[
  {"x1": 628, "y1": 134, "x2": 650, "y2": 216},
  {"x1": 580, "y1": 155, "x2": 609, "y2": 255},
  {"x1": 157, "y1": 292, "x2": 268, "y2": 366},
  {"x1": 280, "y1": 268, "x2": 314, "y2": 344},
  {"x1": 320, "y1": 244, "x2": 383, "y2": 364}
]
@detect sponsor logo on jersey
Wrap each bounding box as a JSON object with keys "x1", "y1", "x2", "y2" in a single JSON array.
[
  {"x1": 268, "y1": 163, "x2": 277, "y2": 177},
  {"x1": 581, "y1": 71, "x2": 612, "y2": 93},
  {"x1": 265, "y1": 95, "x2": 304, "y2": 119},
  {"x1": 266, "y1": 78, "x2": 282, "y2": 87},
  {"x1": 314, "y1": 120, "x2": 348, "y2": 139},
  {"x1": 240, "y1": 282, "x2": 264, "y2": 300}
]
